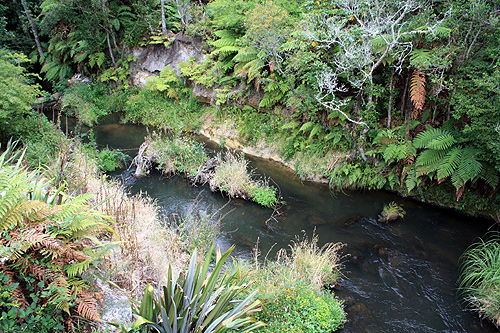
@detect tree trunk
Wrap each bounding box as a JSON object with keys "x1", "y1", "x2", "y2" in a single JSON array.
[
  {"x1": 161, "y1": 0, "x2": 167, "y2": 35},
  {"x1": 19, "y1": 0, "x2": 43, "y2": 59},
  {"x1": 106, "y1": 31, "x2": 116, "y2": 65},
  {"x1": 387, "y1": 72, "x2": 394, "y2": 128}
]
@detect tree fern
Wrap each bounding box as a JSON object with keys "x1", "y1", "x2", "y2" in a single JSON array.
[
  {"x1": 436, "y1": 146, "x2": 462, "y2": 181},
  {"x1": 413, "y1": 128, "x2": 455, "y2": 150},
  {"x1": 456, "y1": 148, "x2": 483, "y2": 185},
  {"x1": 415, "y1": 148, "x2": 448, "y2": 175},
  {"x1": 413, "y1": 128, "x2": 493, "y2": 192}
]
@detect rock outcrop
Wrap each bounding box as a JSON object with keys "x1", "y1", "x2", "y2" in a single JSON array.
[{"x1": 129, "y1": 32, "x2": 205, "y2": 86}]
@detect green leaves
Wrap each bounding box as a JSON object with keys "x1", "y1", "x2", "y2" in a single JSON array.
[
  {"x1": 413, "y1": 128, "x2": 495, "y2": 197},
  {"x1": 132, "y1": 245, "x2": 264, "y2": 333},
  {"x1": 413, "y1": 128, "x2": 455, "y2": 150}
]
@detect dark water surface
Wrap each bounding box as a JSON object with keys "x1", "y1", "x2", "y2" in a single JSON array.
[{"x1": 90, "y1": 115, "x2": 497, "y2": 332}]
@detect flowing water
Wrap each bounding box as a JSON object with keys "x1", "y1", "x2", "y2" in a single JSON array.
[{"x1": 86, "y1": 114, "x2": 498, "y2": 332}]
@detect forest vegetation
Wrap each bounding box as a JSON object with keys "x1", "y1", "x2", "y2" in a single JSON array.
[{"x1": 1, "y1": 0, "x2": 500, "y2": 330}]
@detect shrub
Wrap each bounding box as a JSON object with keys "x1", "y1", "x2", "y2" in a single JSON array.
[
  {"x1": 255, "y1": 285, "x2": 346, "y2": 333},
  {"x1": 250, "y1": 185, "x2": 278, "y2": 208},
  {"x1": 151, "y1": 133, "x2": 208, "y2": 177},
  {"x1": 128, "y1": 245, "x2": 264, "y2": 332},
  {"x1": 459, "y1": 234, "x2": 500, "y2": 327},
  {"x1": 238, "y1": 234, "x2": 346, "y2": 332},
  {"x1": 123, "y1": 89, "x2": 205, "y2": 132},
  {"x1": 96, "y1": 146, "x2": 129, "y2": 172}
]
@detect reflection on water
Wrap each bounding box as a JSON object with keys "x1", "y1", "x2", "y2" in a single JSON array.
[{"x1": 93, "y1": 117, "x2": 497, "y2": 332}]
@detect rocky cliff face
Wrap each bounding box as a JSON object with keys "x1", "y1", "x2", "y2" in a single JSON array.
[{"x1": 129, "y1": 33, "x2": 205, "y2": 86}]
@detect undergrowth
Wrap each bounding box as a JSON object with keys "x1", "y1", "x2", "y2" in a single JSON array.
[{"x1": 234, "y1": 233, "x2": 347, "y2": 332}]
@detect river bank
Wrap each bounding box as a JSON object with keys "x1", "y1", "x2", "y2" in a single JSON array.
[{"x1": 85, "y1": 116, "x2": 498, "y2": 332}]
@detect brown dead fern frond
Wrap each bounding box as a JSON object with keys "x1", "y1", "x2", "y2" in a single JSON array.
[
  {"x1": 410, "y1": 69, "x2": 426, "y2": 119},
  {"x1": 1, "y1": 265, "x2": 29, "y2": 309},
  {"x1": 76, "y1": 294, "x2": 102, "y2": 322}
]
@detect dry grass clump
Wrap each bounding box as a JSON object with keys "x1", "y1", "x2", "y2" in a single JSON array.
[
  {"x1": 209, "y1": 152, "x2": 252, "y2": 199},
  {"x1": 243, "y1": 232, "x2": 345, "y2": 297},
  {"x1": 65, "y1": 147, "x2": 189, "y2": 295},
  {"x1": 209, "y1": 151, "x2": 278, "y2": 207}
]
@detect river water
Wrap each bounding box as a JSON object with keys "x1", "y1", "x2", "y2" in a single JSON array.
[{"x1": 89, "y1": 115, "x2": 497, "y2": 332}]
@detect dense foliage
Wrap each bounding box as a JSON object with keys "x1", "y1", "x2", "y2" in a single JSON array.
[
  {"x1": 0, "y1": 145, "x2": 114, "y2": 331},
  {"x1": 2, "y1": 0, "x2": 498, "y2": 215},
  {"x1": 1, "y1": 0, "x2": 500, "y2": 329}
]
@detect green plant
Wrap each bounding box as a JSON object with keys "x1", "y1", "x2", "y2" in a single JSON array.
[
  {"x1": 146, "y1": 65, "x2": 184, "y2": 100},
  {"x1": 130, "y1": 245, "x2": 264, "y2": 332},
  {"x1": 236, "y1": 234, "x2": 346, "y2": 332},
  {"x1": 459, "y1": 234, "x2": 500, "y2": 328},
  {"x1": 413, "y1": 127, "x2": 499, "y2": 198},
  {"x1": 0, "y1": 144, "x2": 115, "y2": 330},
  {"x1": 378, "y1": 201, "x2": 406, "y2": 223},
  {"x1": 0, "y1": 272, "x2": 66, "y2": 332},
  {"x1": 249, "y1": 183, "x2": 278, "y2": 208},
  {"x1": 255, "y1": 284, "x2": 345, "y2": 333},
  {"x1": 0, "y1": 51, "x2": 41, "y2": 133},
  {"x1": 96, "y1": 146, "x2": 128, "y2": 172},
  {"x1": 151, "y1": 133, "x2": 208, "y2": 177},
  {"x1": 62, "y1": 82, "x2": 118, "y2": 126}
]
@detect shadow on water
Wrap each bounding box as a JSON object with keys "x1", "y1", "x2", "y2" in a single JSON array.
[{"x1": 87, "y1": 116, "x2": 498, "y2": 332}]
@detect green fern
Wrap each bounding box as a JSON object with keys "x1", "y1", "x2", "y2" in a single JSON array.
[
  {"x1": 413, "y1": 128, "x2": 455, "y2": 150},
  {"x1": 414, "y1": 129, "x2": 492, "y2": 192}
]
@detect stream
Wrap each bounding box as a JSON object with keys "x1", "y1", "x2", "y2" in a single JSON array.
[{"x1": 85, "y1": 114, "x2": 498, "y2": 332}]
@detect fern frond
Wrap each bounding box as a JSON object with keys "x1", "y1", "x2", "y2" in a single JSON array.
[
  {"x1": 77, "y1": 295, "x2": 101, "y2": 322},
  {"x1": 479, "y1": 165, "x2": 499, "y2": 189},
  {"x1": 65, "y1": 258, "x2": 92, "y2": 278},
  {"x1": 309, "y1": 124, "x2": 323, "y2": 139},
  {"x1": 213, "y1": 30, "x2": 237, "y2": 39},
  {"x1": 437, "y1": 147, "x2": 462, "y2": 181},
  {"x1": 281, "y1": 121, "x2": 300, "y2": 130},
  {"x1": 299, "y1": 121, "x2": 314, "y2": 133},
  {"x1": 216, "y1": 45, "x2": 240, "y2": 55},
  {"x1": 413, "y1": 128, "x2": 455, "y2": 150},
  {"x1": 456, "y1": 148, "x2": 482, "y2": 184},
  {"x1": 233, "y1": 47, "x2": 258, "y2": 63},
  {"x1": 410, "y1": 69, "x2": 426, "y2": 118},
  {"x1": 409, "y1": 49, "x2": 432, "y2": 68}
]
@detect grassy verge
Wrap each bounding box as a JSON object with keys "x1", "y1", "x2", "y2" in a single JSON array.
[
  {"x1": 459, "y1": 234, "x2": 500, "y2": 328},
  {"x1": 235, "y1": 234, "x2": 347, "y2": 332}
]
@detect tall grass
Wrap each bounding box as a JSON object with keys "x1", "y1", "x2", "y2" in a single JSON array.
[
  {"x1": 210, "y1": 152, "x2": 252, "y2": 199},
  {"x1": 64, "y1": 145, "x2": 189, "y2": 293},
  {"x1": 233, "y1": 233, "x2": 347, "y2": 332},
  {"x1": 210, "y1": 151, "x2": 278, "y2": 207},
  {"x1": 150, "y1": 132, "x2": 208, "y2": 177},
  {"x1": 460, "y1": 235, "x2": 500, "y2": 327}
]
